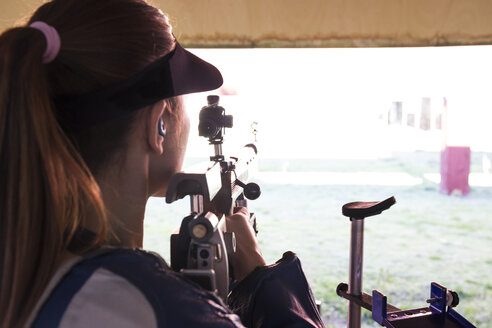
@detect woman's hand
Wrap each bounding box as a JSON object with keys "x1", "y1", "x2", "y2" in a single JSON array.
[{"x1": 226, "y1": 207, "x2": 266, "y2": 281}]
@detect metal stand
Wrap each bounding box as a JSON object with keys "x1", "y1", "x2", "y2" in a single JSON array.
[
  {"x1": 337, "y1": 196, "x2": 476, "y2": 328},
  {"x1": 341, "y1": 196, "x2": 396, "y2": 328}
]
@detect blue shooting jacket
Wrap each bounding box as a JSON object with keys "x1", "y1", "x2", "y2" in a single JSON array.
[{"x1": 31, "y1": 248, "x2": 324, "y2": 327}]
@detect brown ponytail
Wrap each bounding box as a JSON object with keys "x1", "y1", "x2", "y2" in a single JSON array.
[
  {"x1": 0, "y1": 27, "x2": 107, "y2": 327},
  {"x1": 0, "y1": 0, "x2": 175, "y2": 326}
]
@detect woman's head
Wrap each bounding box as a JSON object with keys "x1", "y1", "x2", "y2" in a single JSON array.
[
  {"x1": 0, "y1": 0, "x2": 221, "y2": 325},
  {"x1": 31, "y1": 0, "x2": 176, "y2": 175}
]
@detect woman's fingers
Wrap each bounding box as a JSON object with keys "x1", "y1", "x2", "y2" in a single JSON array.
[{"x1": 226, "y1": 207, "x2": 266, "y2": 281}]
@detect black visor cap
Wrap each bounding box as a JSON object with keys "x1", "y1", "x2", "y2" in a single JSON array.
[{"x1": 56, "y1": 42, "x2": 223, "y2": 126}]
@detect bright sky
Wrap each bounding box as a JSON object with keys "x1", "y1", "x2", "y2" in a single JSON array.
[{"x1": 184, "y1": 46, "x2": 492, "y2": 159}]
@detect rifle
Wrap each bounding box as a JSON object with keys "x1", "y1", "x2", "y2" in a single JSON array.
[{"x1": 166, "y1": 95, "x2": 261, "y2": 300}]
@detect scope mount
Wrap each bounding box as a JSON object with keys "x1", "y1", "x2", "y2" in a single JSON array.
[{"x1": 198, "y1": 95, "x2": 233, "y2": 162}]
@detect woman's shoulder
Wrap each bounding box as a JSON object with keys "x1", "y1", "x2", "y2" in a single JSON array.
[
  {"x1": 55, "y1": 263, "x2": 158, "y2": 327},
  {"x1": 32, "y1": 248, "x2": 244, "y2": 328}
]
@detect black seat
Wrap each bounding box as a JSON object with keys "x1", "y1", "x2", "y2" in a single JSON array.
[{"x1": 342, "y1": 196, "x2": 396, "y2": 220}]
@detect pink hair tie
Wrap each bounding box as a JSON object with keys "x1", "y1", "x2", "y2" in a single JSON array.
[{"x1": 29, "y1": 21, "x2": 61, "y2": 64}]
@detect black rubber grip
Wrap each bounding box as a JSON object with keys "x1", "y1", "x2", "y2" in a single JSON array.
[{"x1": 342, "y1": 196, "x2": 396, "y2": 220}]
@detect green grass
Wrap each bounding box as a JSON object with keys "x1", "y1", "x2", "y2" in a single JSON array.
[{"x1": 144, "y1": 152, "x2": 492, "y2": 327}]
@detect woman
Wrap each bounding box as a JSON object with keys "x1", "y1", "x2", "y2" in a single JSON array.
[{"x1": 0, "y1": 0, "x2": 324, "y2": 327}]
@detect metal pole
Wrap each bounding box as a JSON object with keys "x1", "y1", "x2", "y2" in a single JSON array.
[
  {"x1": 190, "y1": 195, "x2": 204, "y2": 214},
  {"x1": 348, "y1": 219, "x2": 364, "y2": 328},
  {"x1": 214, "y1": 143, "x2": 223, "y2": 157}
]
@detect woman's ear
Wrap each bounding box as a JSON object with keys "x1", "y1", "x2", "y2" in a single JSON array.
[{"x1": 147, "y1": 100, "x2": 166, "y2": 154}]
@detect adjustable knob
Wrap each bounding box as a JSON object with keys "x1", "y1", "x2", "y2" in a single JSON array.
[
  {"x1": 426, "y1": 289, "x2": 460, "y2": 308},
  {"x1": 235, "y1": 180, "x2": 261, "y2": 200},
  {"x1": 447, "y1": 290, "x2": 460, "y2": 308}
]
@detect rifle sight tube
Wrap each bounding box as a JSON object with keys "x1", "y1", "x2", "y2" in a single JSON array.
[{"x1": 214, "y1": 143, "x2": 223, "y2": 157}]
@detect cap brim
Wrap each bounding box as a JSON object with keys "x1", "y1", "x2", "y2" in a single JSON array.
[
  {"x1": 170, "y1": 43, "x2": 223, "y2": 97},
  {"x1": 57, "y1": 42, "x2": 223, "y2": 125}
]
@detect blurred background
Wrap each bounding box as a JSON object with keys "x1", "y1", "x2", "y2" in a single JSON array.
[{"x1": 145, "y1": 46, "x2": 492, "y2": 327}]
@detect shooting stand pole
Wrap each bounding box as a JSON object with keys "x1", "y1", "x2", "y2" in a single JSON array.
[{"x1": 348, "y1": 218, "x2": 364, "y2": 328}]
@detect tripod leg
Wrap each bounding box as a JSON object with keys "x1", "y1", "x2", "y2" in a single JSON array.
[{"x1": 348, "y1": 219, "x2": 364, "y2": 328}]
